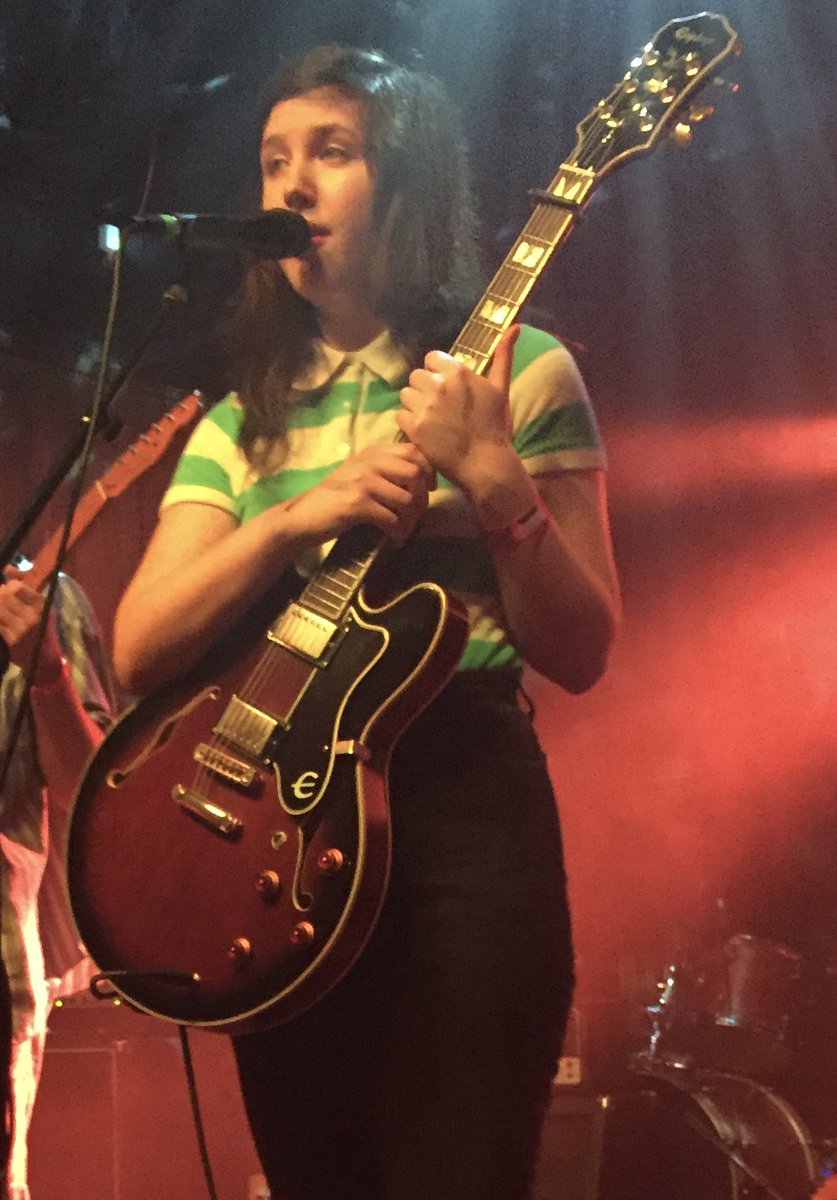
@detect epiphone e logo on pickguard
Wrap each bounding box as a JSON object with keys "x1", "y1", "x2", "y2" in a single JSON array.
[{"x1": 291, "y1": 770, "x2": 320, "y2": 800}]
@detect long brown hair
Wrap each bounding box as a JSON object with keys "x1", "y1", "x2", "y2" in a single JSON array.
[{"x1": 227, "y1": 45, "x2": 480, "y2": 473}]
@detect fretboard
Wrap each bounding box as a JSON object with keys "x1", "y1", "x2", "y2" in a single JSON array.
[{"x1": 450, "y1": 162, "x2": 595, "y2": 376}]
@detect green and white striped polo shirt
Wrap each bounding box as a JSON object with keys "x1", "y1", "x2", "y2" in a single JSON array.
[{"x1": 162, "y1": 324, "x2": 605, "y2": 671}]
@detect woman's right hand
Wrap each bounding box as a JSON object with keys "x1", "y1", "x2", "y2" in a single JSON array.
[
  {"x1": 113, "y1": 443, "x2": 435, "y2": 695},
  {"x1": 285, "y1": 442, "x2": 436, "y2": 547}
]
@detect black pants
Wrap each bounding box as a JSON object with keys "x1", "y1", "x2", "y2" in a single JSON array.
[{"x1": 233, "y1": 673, "x2": 575, "y2": 1200}]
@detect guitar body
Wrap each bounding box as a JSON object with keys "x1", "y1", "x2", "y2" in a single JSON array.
[{"x1": 68, "y1": 577, "x2": 467, "y2": 1033}]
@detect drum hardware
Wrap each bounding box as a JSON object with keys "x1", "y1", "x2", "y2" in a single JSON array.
[
  {"x1": 641, "y1": 960, "x2": 697, "y2": 1069},
  {"x1": 639, "y1": 933, "x2": 803, "y2": 1080},
  {"x1": 621, "y1": 1061, "x2": 819, "y2": 1200},
  {"x1": 678, "y1": 1101, "x2": 799, "y2": 1200},
  {"x1": 623, "y1": 932, "x2": 826, "y2": 1199}
]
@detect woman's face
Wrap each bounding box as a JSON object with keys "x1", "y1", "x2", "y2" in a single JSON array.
[{"x1": 261, "y1": 86, "x2": 381, "y2": 328}]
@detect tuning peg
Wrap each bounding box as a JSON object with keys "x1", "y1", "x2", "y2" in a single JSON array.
[
  {"x1": 671, "y1": 122, "x2": 693, "y2": 149},
  {"x1": 713, "y1": 76, "x2": 741, "y2": 93}
]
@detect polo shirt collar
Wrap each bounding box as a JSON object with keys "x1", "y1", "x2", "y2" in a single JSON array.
[{"x1": 293, "y1": 328, "x2": 408, "y2": 391}]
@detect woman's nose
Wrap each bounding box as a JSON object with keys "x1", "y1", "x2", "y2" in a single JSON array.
[{"x1": 282, "y1": 161, "x2": 315, "y2": 210}]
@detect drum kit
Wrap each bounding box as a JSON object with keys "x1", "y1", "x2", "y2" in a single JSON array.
[{"x1": 615, "y1": 932, "x2": 837, "y2": 1200}]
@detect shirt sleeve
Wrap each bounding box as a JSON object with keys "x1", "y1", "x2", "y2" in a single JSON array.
[
  {"x1": 53, "y1": 576, "x2": 117, "y2": 731},
  {"x1": 160, "y1": 393, "x2": 248, "y2": 516},
  {"x1": 509, "y1": 326, "x2": 606, "y2": 475}
]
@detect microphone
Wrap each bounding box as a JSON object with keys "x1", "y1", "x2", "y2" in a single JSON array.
[{"x1": 125, "y1": 209, "x2": 311, "y2": 258}]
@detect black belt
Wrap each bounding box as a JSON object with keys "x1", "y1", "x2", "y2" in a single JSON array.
[{"x1": 440, "y1": 668, "x2": 524, "y2": 705}]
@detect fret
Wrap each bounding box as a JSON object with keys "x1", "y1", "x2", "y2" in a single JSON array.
[
  {"x1": 311, "y1": 567, "x2": 353, "y2": 591},
  {"x1": 476, "y1": 298, "x2": 515, "y2": 327},
  {"x1": 509, "y1": 238, "x2": 549, "y2": 272},
  {"x1": 444, "y1": 164, "x2": 590, "y2": 382},
  {"x1": 298, "y1": 533, "x2": 383, "y2": 622},
  {"x1": 526, "y1": 198, "x2": 576, "y2": 232},
  {"x1": 301, "y1": 574, "x2": 350, "y2": 605},
  {"x1": 450, "y1": 346, "x2": 487, "y2": 371},
  {"x1": 483, "y1": 286, "x2": 523, "y2": 307},
  {"x1": 489, "y1": 261, "x2": 540, "y2": 292},
  {"x1": 485, "y1": 267, "x2": 539, "y2": 313},
  {"x1": 451, "y1": 335, "x2": 488, "y2": 359},
  {"x1": 308, "y1": 581, "x2": 357, "y2": 609},
  {"x1": 304, "y1": 581, "x2": 347, "y2": 612},
  {"x1": 524, "y1": 210, "x2": 571, "y2": 240},
  {"x1": 527, "y1": 211, "x2": 575, "y2": 245},
  {"x1": 305, "y1": 573, "x2": 355, "y2": 600},
  {"x1": 546, "y1": 164, "x2": 596, "y2": 208},
  {"x1": 460, "y1": 319, "x2": 505, "y2": 352},
  {"x1": 513, "y1": 226, "x2": 552, "y2": 247},
  {"x1": 300, "y1": 596, "x2": 343, "y2": 622},
  {"x1": 315, "y1": 568, "x2": 358, "y2": 594}
]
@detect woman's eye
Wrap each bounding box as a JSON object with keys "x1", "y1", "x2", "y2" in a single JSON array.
[
  {"x1": 321, "y1": 145, "x2": 350, "y2": 161},
  {"x1": 262, "y1": 156, "x2": 286, "y2": 177}
]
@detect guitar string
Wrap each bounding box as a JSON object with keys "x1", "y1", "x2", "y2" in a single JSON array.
[{"x1": 187, "y1": 548, "x2": 365, "y2": 805}]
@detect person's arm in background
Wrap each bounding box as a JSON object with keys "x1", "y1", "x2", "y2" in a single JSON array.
[{"x1": 0, "y1": 572, "x2": 114, "y2": 805}]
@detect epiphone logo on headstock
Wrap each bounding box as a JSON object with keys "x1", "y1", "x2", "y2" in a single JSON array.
[{"x1": 674, "y1": 26, "x2": 716, "y2": 46}]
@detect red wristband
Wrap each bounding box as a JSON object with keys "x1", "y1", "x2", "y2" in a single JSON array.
[{"x1": 484, "y1": 494, "x2": 550, "y2": 546}]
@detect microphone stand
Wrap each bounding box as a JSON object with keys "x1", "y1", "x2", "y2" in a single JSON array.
[{"x1": 0, "y1": 281, "x2": 188, "y2": 674}]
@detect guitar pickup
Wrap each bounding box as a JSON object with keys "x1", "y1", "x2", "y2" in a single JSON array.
[
  {"x1": 173, "y1": 785, "x2": 243, "y2": 838},
  {"x1": 193, "y1": 742, "x2": 259, "y2": 789},
  {"x1": 214, "y1": 695, "x2": 280, "y2": 759},
  {"x1": 268, "y1": 602, "x2": 341, "y2": 664}
]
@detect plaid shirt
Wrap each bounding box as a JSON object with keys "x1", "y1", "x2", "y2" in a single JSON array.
[
  {"x1": 0, "y1": 573, "x2": 115, "y2": 1018},
  {"x1": 0, "y1": 574, "x2": 114, "y2": 838}
]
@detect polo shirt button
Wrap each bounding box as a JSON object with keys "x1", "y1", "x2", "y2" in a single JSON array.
[{"x1": 336, "y1": 442, "x2": 351, "y2": 456}]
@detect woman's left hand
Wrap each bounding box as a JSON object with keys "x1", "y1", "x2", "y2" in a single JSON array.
[{"x1": 398, "y1": 324, "x2": 520, "y2": 493}]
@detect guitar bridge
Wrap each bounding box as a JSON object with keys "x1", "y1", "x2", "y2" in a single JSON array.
[{"x1": 193, "y1": 743, "x2": 259, "y2": 789}]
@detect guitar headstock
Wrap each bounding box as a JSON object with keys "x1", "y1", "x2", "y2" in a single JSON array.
[{"x1": 570, "y1": 12, "x2": 739, "y2": 177}]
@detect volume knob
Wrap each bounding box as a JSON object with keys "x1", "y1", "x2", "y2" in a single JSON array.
[
  {"x1": 290, "y1": 921, "x2": 315, "y2": 946},
  {"x1": 317, "y1": 848, "x2": 345, "y2": 875},
  {"x1": 256, "y1": 870, "x2": 281, "y2": 900},
  {"x1": 227, "y1": 937, "x2": 252, "y2": 963}
]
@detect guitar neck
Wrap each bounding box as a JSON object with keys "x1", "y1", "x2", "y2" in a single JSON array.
[
  {"x1": 21, "y1": 393, "x2": 203, "y2": 594},
  {"x1": 27, "y1": 484, "x2": 109, "y2": 592},
  {"x1": 451, "y1": 162, "x2": 595, "y2": 375},
  {"x1": 298, "y1": 525, "x2": 384, "y2": 622}
]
